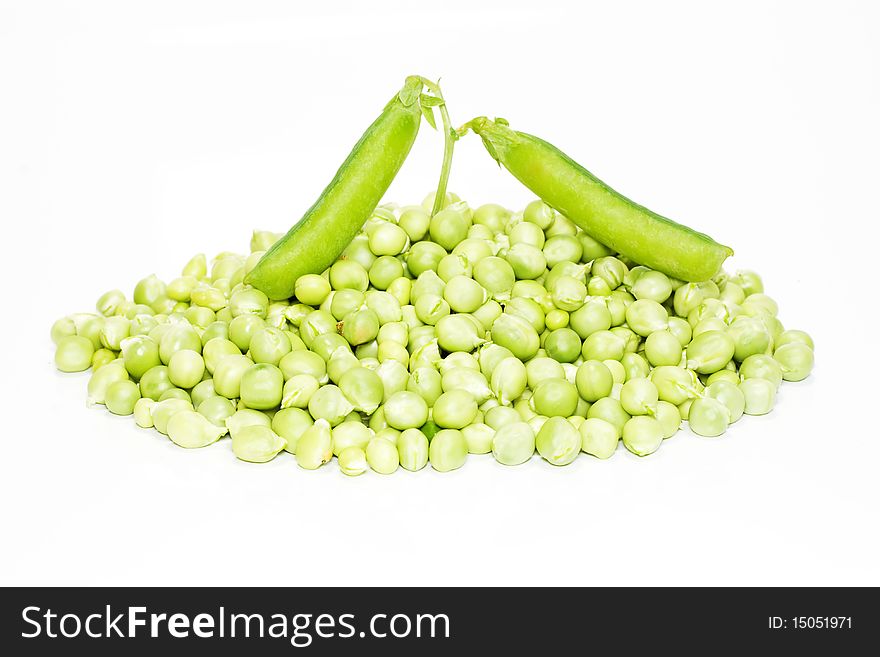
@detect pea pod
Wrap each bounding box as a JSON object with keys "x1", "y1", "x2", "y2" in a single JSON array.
[
  {"x1": 462, "y1": 117, "x2": 733, "y2": 282},
  {"x1": 245, "y1": 77, "x2": 425, "y2": 300}
]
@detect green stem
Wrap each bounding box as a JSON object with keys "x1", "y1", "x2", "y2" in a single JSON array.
[{"x1": 419, "y1": 78, "x2": 456, "y2": 217}]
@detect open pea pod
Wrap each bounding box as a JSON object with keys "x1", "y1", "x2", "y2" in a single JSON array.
[{"x1": 461, "y1": 117, "x2": 733, "y2": 282}]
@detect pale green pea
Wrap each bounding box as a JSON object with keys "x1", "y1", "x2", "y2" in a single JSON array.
[
  {"x1": 462, "y1": 422, "x2": 497, "y2": 453},
  {"x1": 644, "y1": 330, "x2": 682, "y2": 367},
  {"x1": 580, "y1": 417, "x2": 619, "y2": 459},
  {"x1": 414, "y1": 294, "x2": 450, "y2": 326},
  {"x1": 620, "y1": 378, "x2": 659, "y2": 416},
  {"x1": 491, "y1": 422, "x2": 535, "y2": 465},
  {"x1": 341, "y1": 234, "x2": 377, "y2": 271},
  {"x1": 581, "y1": 330, "x2": 626, "y2": 361},
  {"x1": 485, "y1": 406, "x2": 521, "y2": 430},
  {"x1": 406, "y1": 241, "x2": 447, "y2": 277},
  {"x1": 527, "y1": 357, "x2": 566, "y2": 390},
  {"x1": 133, "y1": 274, "x2": 166, "y2": 307},
  {"x1": 587, "y1": 397, "x2": 631, "y2": 435},
  {"x1": 167, "y1": 410, "x2": 228, "y2": 448},
  {"x1": 437, "y1": 253, "x2": 473, "y2": 282},
  {"x1": 625, "y1": 299, "x2": 668, "y2": 337},
  {"x1": 91, "y1": 348, "x2": 116, "y2": 370},
  {"x1": 271, "y1": 407, "x2": 313, "y2": 454},
  {"x1": 196, "y1": 395, "x2": 236, "y2": 427},
  {"x1": 509, "y1": 219, "x2": 546, "y2": 249},
  {"x1": 377, "y1": 321, "x2": 409, "y2": 347},
  {"x1": 706, "y1": 370, "x2": 741, "y2": 386},
  {"x1": 550, "y1": 276, "x2": 587, "y2": 312},
  {"x1": 542, "y1": 234, "x2": 582, "y2": 269},
  {"x1": 365, "y1": 290, "x2": 402, "y2": 325},
  {"x1": 377, "y1": 340, "x2": 409, "y2": 367},
  {"x1": 51, "y1": 317, "x2": 77, "y2": 344},
  {"x1": 158, "y1": 323, "x2": 201, "y2": 365},
  {"x1": 308, "y1": 385, "x2": 355, "y2": 426},
  {"x1": 522, "y1": 199, "x2": 554, "y2": 229},
  {"x1": 72, "y1": 313, "x2": 105, "y2": 350},
  {"x1": 248, "y1": 327, "x2": 292, "y2": 365},
  {"x1": 705, "y1": 380, "x2": 745, "y2": 423},
  {"x1": 133, "y1": 397, "x2": 155, "y2": 428},
  {"x1": 739, "y1": 354, "x2": 783, "y2": 389},
  {"x1": 739, "y1": 378, "x2": 776, "y2": 415},
  {"x1": 166, "y1": 276, "x2": 198, "y2": 303},
  {"x1": 473, "y1": 203, "x2": 510, "y2": 233},
  {"x1": 454, "y1": 237, "x2": 495, "y2": 263},
  {"x1": 407, "y1": 324, "x2": 436, "y2": 353},
  {"x1": 575, "y1": 360, "x2": 613, "y2": 402},
  {"x1": 375, "y1": 359, "x2": 410, "y2": 397},
  {"x1": 530, "y1": 378, "x2": 579, "y2": 418},
  {"x1": 490, "y1": 313, "x2": 540, "y2": 361},
  {"x1": 429, "y1": 204, "x2": 472, "y2": 251},
  {"x1": 473, "y1": 256, "x2": 516, "y2": 300},
  {"x1": 622, "y1": 416, "x2": 664, "y2": 456},
  {"x1": 87, "y1": 361, "x2": 130, "y2": 406},
  {"x1": 442, "y1": 367, "x2": 493, "y2": 404},
  {"x1": 280, "y1": 374, "x2": 319, "y2": 410},
  {"x1": 489, "y1": 357, "x2": 528, "y2": 405},
  {"x1": 535, "y1": 416, "x2": 581, "y2": 466},
  {"x1": 180, "y1": 253, "x2": 207, "y2": 278},
  {"x1": 184, "y1": 305, "x2": 216, "y2": 329},
  {"x1": 630, "y1": 270, "x2": 672, "y2": 303},
  {"x1": 338, "y1": 446, "x2": 369, "y2": 476},
  {"x1": 774, "y1": 343, "x2": 814, "y2": 382},
  {"x1": 514, "y1": 398, "x2": 537, "y2": 422},
  {"x1": 55, "y1": 335, "x2": 94, "y2": 372},
  {"x1": 692, "y1": 317, "x2": 728, "y2": 338},
  {"x1": 190, "y1": 284, "x2": 227, "y2": 312},
  {"x1": 604, "y1": 359, "x2": 626, "y2": 385},
  {"x1": 402, "y1": 370, "x2": 439, "y2": 407},
  {"x1": 368, "y1": 221, "x2": 408, "y2": 256},
  {"x1": 365, "y1": 437, "x2": 400, "y2": 474},
  {"x1": 775, "y1": 329, "x2": 814, "y2": 351},
  {"x1": 409, "y1": 338, "x2": 442, "y2": 371},
  {"x1": 504, "y1": 297, "x2": 545, "y2": 333},
  {"x1": 726, "y1": 316, "x2": 771, "y2": 362},
  {"x1": 433, "y1": 390, "x2": 478, "y2": 429},
  {"x1": 399, "y1": 206, "x2": 431, "y2": 241},
  {"x1": 338, "y1": 366, "x2": 383, "y2": 414},
  {"x1": 210, "y1": 354, "x2": 251, "y2": 398},
  {"x1": 653, "y1": 400, "x2": 681, "y2": 439},
  {"x1": 167, "y1": 349, "x2": 205, "y2": 389},
  {"x1": 666, "y1": 317, "x2": 692, "y2": 347},
  {"x1": 202, "y1": 338, "x2": 241, "y2": 375},
  {"x1": 477, "y1": 343, "x2": 515, "y2": 378},
  {"x1": 591, "y1": 256, "x2": 628, "y2": 289},
  {"x1": 397, "y1": 428, "x2": 429, "y2": 471},
  {"x1": 232, "y1": 425, "x2": 286, "y2": 463},
  {"x1": 295, "y1": 419, "x2": 333, "y2": 469},
  {"x1": 97, "y1": 289, "x2": 126, "y2": 317},
  {"x1": 368, "y1": 256, "x2": 405, "y2": 290},
  {"x1": 331, "y1": 421, "x2": 373, "y2": 456},
  {"x1": 226, "y1": 408, "x2": 272, "y2": 437},
  {"x1": 151, "y1": 398, "x2": 194, "y2": 434},
  {"x1": 686, "y1": 330, "x2": 735, "y2": 374},
  {"x1": 429, "y1": 429, "x2": 468, "y2": 472},
  {"x1": 298, "y1": 310, "x2": 336, "y2": 348},
  {"x1": 568, "y1": 301, "x2": 611, "y2": 340},
  {"x1": 382, "y1": 391, "x2": 429, "y2": 430},
  {"x1": 471, "y1": 300, "x2": 502, "y2": 331},
  {"x1": 688, "y1": 397, "x2": 729, "y2": 437},
  {"x1": 505, "y1": 242, "x2": 547, "y2": 280},
  {"x1": 159, "y1": 388, "x2": 191, "y2": 402},
  {"x1": 443, "y1": 276, "x2": 486, "y2": 314},
  {"x1": 138, "y1": 365, "x2": 174, "y2": 401},
  {"x1": 279, "y1": 349, "x2": 326, "y2": 382},
  {"x1": 649, "y1": 366, "x2": 701, "y2": 405},
  {"x1": 435, "y1": 314, "x2": 485, "y2": 353},
  {"x1": 673, "y1": 283, "x2": 705, "y2": 317}
]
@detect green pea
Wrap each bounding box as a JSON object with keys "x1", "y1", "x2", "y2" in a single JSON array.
[
  {"x1": 429, "y1": 429, "x2": 468, "y2": 472},
  {"x1": 667, "y1": 317, "x2": 692, "y2": 347},
  {"x1": 483, "y1": 406, "x2": 520, "y2": 431},
  {"x1": 530, "y1": 379, "x2": 579, "y2": 417},
  {"x1": 473, "y1": 203, "x2": 510, "y2": 233},
  {"x1": 365, "y1": 437, "x2": 400, "y2": 474},
  {"x1": 705, "y1": 380, "x2": 745, "y2": 424},
  {"x1": 433, "y1": 390, "x2": 478, "y2": 429},
  {"x1": 279, "y1": 349, "x2": 327, "y2": 382},
  {"x1": 308, "y1": 384, "x2": 355, "y2": 426},
  {"x1": 338, "y1": 366, "x2": 384, "y2": 414},
  {"x1": 773, "y1": 343, "x2": 814, "y2": 382},
  {"x1": 631, "y1": 270, "x2": 672, "y2": 303},
  {"x1": 167, "y1": 410, "x2": 228, "y2": 448},
  {"x1": 491, "y1": 422, "x2": 535, "y2": 465},
  {"x1": 577, "y1": 232, "x2": 614, "y2": 261},
  {"x1": 587, "y1": 397, "x2": 631, "y2": 436},
  {"x1": 541, "y1": 328, "x2": 578, "y2": 363},
  {"x1": 54, "y1": 335, "x2": 95, "y2": 373},
  {"x1": 158, "y1": 323, "x2": 201, "y2": 364},
  {"x1": 280, "y1": 374, "x2": 320, "y2": 410},
  {"x1": 138, "y1": 365, "x2": 174, "y2": 401},
  {"x1": 212, "y1": 354, "x2": 253, "y2": 399},
  {"x1": 653, "y1": 400, "x2": 681, "y2": 439},
  {"x1": 442, "y1": 276, "x2": 486, "y2": 314},
  {"x1": 429, "y1": 204, "x2": 471, "y2": 251},
  {"x1": 706, "y1": 370, "x2": 741, "y2": 387},
  {"x1": 649, "y1": 366, "x2": 701, "y2": 405},
  {"x1": 579, "y1": 417, "x2": 619, "y2": 458},
  {"x1": 341, "y1": 235, "x2": 377, "y2": 272},
  {"x1": 581, "y1": 330, "x2": 626, "y2": 361},
  {"x1": 202, "y1": 338, "x2": 241, "y2": 375},
  {"x1": 133, "y1": 274, "x2": 166, "y2": 307},
  {"x1": 542, "y1": 235, "x2": 583, "y2": 269},
  {"x1": 232, "y1": 425, "x2": 286, "y2": 463},
  {"x1": 159, "y1": 388, "x2": 191, "y2": 402},
  {"x1": 643, "y1": 330, "x2": 680, "y2": 367},
  {"x1": 248, "y1": 327, "x2": 292, "y2": 365},
  {"x1": 686, "y1": 330, "x2": 735, "y2": 374},
  {"x1": 87, "y1": 361, "x2": 130, "y2": 406},
  {"x1": 103, "y1": 380, "x2": 140, "y2": 416},
  {"x1": 229, "y1": 287, "x2": 269, "y2": 319},
  {"x1": 574, "y1": 360, "x2": 613, "y2": 402},
  {"x1": 152, "y1": 398, "x2": 194, "y2": 434},
  {"x1": 133, "y1": 397, "x2": 156, "y2": 428},
  {"x1": 405, "y1": 368, "x2": 441, "y2": 407},
  {"x1": 271, "y1": 407, "x2": 313, "y2": 454},
  {"x1": 399, "y1": 206, "x2": 432, "y2": 241},
  {"x1": 473, "y1": 257, "x2": 516, "y2": 299},
  {"x1": 569, "y1": 301, "x2": 611, "y2": 339},
  {"x1": 505, "y1": 242, "x2": 547, "y2": 280},
  {"x1": 51, "y1": 317, "x2": 78, "y2": 345},
  {"x1": 688, "y1": 397, "x2": 729, "y2": 437},
  {"x1": 739, "y1": 378, "x2": 776, "y2": 415},
  {"x1": 406, "y1": 241, "x2": 447, "y2": 277},
  {"x1": 167, "y1": 349, "x2": 205, "y2": 389},
  {"x1": 338, "y1": 446, "x2": 369, "y2": 476},
  {"x1": 625, "y1": 299, "x2": 669, "y2": 337},
  {"x1": 330, "y1": 421, "x2": 372, "y2": 456},
  {"x1": 490, "y1": 313, "x2": 539, "y2": 361},
  {"x1": 775, "y1": 329, "x2": 814, "y2": 351},
  {"x1": 620, "y1": 378, "x2": 659, "y2": 416},
  {"x1": 196, "y1": 395, "x2": 236, "y2": 427},
  {"x1": 434, "y1": 314, "x2": 485, "y2": 353},
  {"x1": 489, "y1": 357, "x2": 528, "y2": 405},
  {"x1": 398, "y1": 428, "x2": 429, "y2": 471},
  {"x1": 622, "y1": 416, "x2": 663, "y2": 456},
  {"x1": 368, "y1": 256, "x2": 405, "y2": 290},
  {"x1": 739, "y1": 354, "x2": 783, "y2": 389},
  {"x1": 296, "y1": 419, "x2": 334, "y2": 469},
  {"x1": 442, "y1": 367, "x2": 492, "y2": 404},
  {"x1": 726, "y1": 316, "x2": 771, "y2": 362}
]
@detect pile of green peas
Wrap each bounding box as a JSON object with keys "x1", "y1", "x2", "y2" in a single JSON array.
[{"x1": 51, "y1": 192, "x2": 814, "y2": 474}]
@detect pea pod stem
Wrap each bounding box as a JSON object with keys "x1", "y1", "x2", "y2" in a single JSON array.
[{"x1": 417, "y1": 77, "x2": 457, "y2": 217}]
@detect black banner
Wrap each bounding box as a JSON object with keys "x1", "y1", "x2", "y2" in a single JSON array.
[{"x1": 0, "y1": 587, "x2": 873, "y2": 654}]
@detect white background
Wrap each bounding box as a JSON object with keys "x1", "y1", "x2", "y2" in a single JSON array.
[{"x1": 1, "y1": 0, "x2": 878, "y2": 586}]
